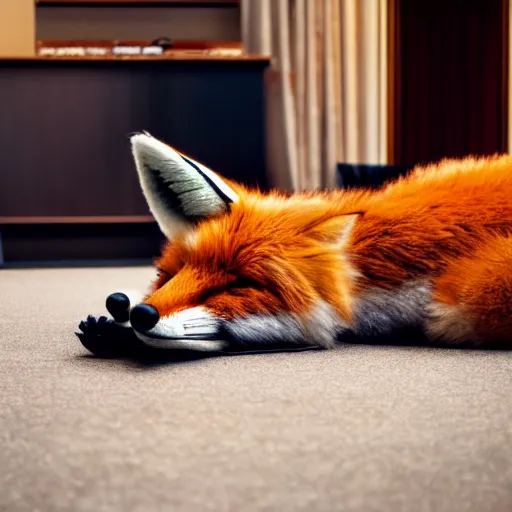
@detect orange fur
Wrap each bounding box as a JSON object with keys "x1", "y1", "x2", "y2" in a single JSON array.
[
  {"x1": 146, "y1": 152, "x2": 512, "y2": 347},
  {"x1": 431, "y1": 235, "x2": 512, "y2": 346},
  {"x1": 349, "y1": 155, "x2": 512, "y2": 289},
  {"x1": 151, "y1": 194, "x2": 359, "y2": 322}
]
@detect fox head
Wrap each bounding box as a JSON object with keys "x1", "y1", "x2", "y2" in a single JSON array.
[{"x1": 107, "y1": 133, "x2": 362, "y2": 352}]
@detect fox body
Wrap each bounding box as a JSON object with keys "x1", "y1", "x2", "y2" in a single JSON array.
[{"x1": 94, "y1": 133, "x2": 512, "y2": 353}]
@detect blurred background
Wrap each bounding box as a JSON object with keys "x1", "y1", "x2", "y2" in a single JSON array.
[{"x1": 0, "y1": 0, "x2": 508, "y2": 266}]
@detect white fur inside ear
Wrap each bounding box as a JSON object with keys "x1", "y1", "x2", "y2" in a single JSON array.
[
  {"x1": 338, "y1": 214, "x2": 358, "y2": 248},
  {"x1": 179, "y1": 154, "x2": 239, "y2": 204},
  {"x1": 130, "y1": 133, "x2": 238, "y2": 240}
]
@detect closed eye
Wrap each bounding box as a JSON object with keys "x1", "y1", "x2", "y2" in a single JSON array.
[
  {"x1": 200, "y1": 277, "x2": 262, "y2": 301},
  {"x1": 156, "y1": 268, "x2": 174, "y2": 287},
  {"x1": 227, "y1": 276, "x2": 264, "y2": 293},
  {"x1": 231, "y1": 277, "x2": 259, "y2": 288},
  {"x1": 229, "y1": 276, "x2": 283, "y2": 302}
]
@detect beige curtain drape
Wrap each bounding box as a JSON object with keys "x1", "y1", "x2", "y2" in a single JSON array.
[{"x1": 241, "y1": 0, "x2": 388, "y2": 191}]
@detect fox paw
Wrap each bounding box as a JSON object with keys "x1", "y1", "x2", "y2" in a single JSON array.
[{"x1": 75, "y1": 315, "x2": 144, "y2": 358}]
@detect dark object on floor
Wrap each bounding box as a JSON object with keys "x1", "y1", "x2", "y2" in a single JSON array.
[
  {"x1": 337, "y1": 163, "x2": 409, "y2": 190},
  {"x1": 105, "y1": 292, "x2": 131, "y2": 323}
]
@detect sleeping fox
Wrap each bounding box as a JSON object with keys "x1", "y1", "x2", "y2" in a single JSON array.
[{"x1": 77, "y1": 132, "x2": 512, "y2": 355}]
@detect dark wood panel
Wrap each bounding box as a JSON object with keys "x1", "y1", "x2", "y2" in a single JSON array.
[
  {"x1": 387, "y1": 0, "x2": 400, "y2": 165},
  {"x1": 393, "y1": 0, "x2": 508, "y2": 168},
  {"x1": 0, "y1": 222, "x2": 164, "y2": 262},
  {"x1": 501, "y1": 0, "x2": 510, "y2": 152},
  {"x1": 0, "y1": 59, "x2": 268, "y2": 219},
  {"x1": 0, "y1": 216, "x2": 154, "y2": 224},
  {"x1": 0, "y1": 64, "x2": 152, "y2": 217}
]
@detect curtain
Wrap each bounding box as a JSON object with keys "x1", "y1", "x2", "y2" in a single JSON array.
[{"x1": 241, "y1": 0, "x2": 388, "y2": 191}]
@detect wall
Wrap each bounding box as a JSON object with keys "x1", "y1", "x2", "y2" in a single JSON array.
[
  {"x1": 0, "y1": 0, "x2": 35, "y2": 57},
  {"x1": 36, "y1": 6, "x2": 241, "y2": 41}
]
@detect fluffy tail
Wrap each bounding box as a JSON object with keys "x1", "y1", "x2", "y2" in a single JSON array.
[{"x1": 427, "y1": 234, "x2": 512, "y2": 348}]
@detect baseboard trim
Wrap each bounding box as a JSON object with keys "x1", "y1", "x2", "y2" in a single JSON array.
[
  {"x1": 0, "y1": 222, "x2": 165, "y2": 264},
  {"x1": 1, "y1": 258, "x2": 154, "y2": 269},
  {"x1": 0, "y1": 232, "x2": 4, "y2": 266}
]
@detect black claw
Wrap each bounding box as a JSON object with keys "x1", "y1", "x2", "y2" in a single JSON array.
[
  {"x1": 97, "y1": 316, "x2": 109, "y2": 326},
  {"x1": 75, "y1": 315, "x2": 144, "y2": 358}
]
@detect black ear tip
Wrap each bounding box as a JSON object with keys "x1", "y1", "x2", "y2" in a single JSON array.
[{"x1": 127, "y1": 131, "x2": 151, "y2": 140}]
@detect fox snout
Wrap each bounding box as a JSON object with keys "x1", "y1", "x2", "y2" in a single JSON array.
[
  {"x1": 105, "y1": 292, "x2": 226, "y2": 352},
  {"x1": 105, "y1": 290, "x2": 342, "y2": 353}
]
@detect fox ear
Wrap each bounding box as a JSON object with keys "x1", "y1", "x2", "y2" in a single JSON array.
[
  {"x1": 130, "y1": 132, "x2": 238, "y2": 240},
  {"x1": 307, "y1": 213, "x2": 361, "y2": 247}
]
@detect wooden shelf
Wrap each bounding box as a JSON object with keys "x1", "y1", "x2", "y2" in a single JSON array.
[
  {"x1": 0, "y1": 54, "x2": 269, "y2": 63},
  {"x1": 0, "y1": 216, "x2": 155, "y2": 224},
  {"x1": 36, "y1": 1, "x2": 239, "y2": 6}
]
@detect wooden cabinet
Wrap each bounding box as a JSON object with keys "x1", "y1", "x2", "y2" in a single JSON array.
[{"x1": 0, "y1": 56, "x2": 269, "y2": 263}]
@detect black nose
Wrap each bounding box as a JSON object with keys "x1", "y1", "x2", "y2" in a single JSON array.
[
  {"x1": 130, "y1": 304, "x2": 160, "y2": 332},
  {"x1": 106, "y1": 292, "x2": 130, "y2": 323}
]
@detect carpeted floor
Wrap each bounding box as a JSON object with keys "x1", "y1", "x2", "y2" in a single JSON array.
[{"x1": 1, "y1": 267, "x2": 511, "y2": 512}]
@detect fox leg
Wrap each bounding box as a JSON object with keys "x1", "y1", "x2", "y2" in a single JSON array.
[
  {"x1": 426, "y1": 235, "x2": 512, "y2": 348},
  {"x1": 75, "y1": 290, "x2": 147, "y2": 357}
]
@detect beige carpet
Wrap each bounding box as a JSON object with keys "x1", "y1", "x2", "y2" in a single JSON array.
[{"x1": 1, "y1": 267, "x2": 511, "y2": 512}]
